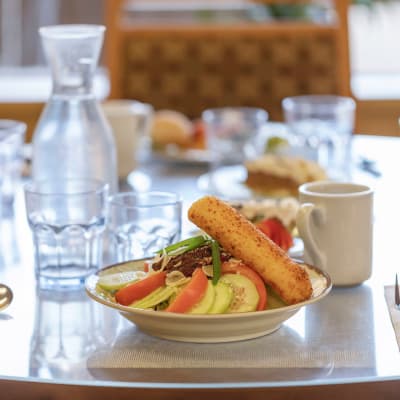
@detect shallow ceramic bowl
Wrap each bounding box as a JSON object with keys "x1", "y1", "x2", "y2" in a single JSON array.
[{"x1": 85, "y1": 260, "x2": 331, "y2": 343}]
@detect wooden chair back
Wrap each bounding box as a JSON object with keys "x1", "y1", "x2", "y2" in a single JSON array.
[{"x1": 105, "y1": 0, "x2": 352, "y2": 120}]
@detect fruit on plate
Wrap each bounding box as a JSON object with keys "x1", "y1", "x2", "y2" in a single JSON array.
[
  {"x1": 191, "y1": 119, "x2": 206, "y2": 149},
  {"x1": 166, "y1": 268, "x2": 209, "y2": 313},
  {"x1": 97, "y1": 270, "x2": 146, "y2": 291},
  {"x1": 220, "y1": 260, "x2": 267, "y2": 311},
  {"x1": 150, "y1": 110, "x2": 206, "y2": 150},
  {"x1": 97, "y1": 196, "x2": 313, "y2": 315},
  {"x1": 219, "y1": 273, "x2": 259, "y2": 313},
  {"x1": 230, "y1": 197, "x2": 299, "y2": 233},
  {"x1": 115, "y1": 271, "x2": 167, "y2": 306},
  {"x1": 188, "y1": 280, "x2": 216, "y2": 314},
  {"x1": 265, "y1": 136, "x2": 289, "y2": 152},
  {"x1": 256, "y1": 218, "x2": 294, "y2": 252},
  {"x1": 208, "y1": 280, "x2": 234, "y2": 314},
  {"x1": 106, "y1": 235, "x2": 269, "y2": 314},
  {"x1": 151, "y1": 110, "x2": 193, "y2": 148}
]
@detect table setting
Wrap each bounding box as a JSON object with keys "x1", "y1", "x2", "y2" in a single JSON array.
[{"x1": 1, "y1": 23, "x2": 400, "y2": 400}]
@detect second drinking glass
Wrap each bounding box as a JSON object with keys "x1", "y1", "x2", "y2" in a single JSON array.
[
  {"x1": 282, "y1": 95, "x2": 356, "y2": 180},
  {"x1": 201, "y1": 107, "x2": 268, "y2": 198},
  {"x1": 108, "y1": 191, "x2": 182, "y2": 263}
]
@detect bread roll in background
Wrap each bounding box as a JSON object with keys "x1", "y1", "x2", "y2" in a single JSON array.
[
  {"x1": 188, "y1": 196, "x2": 312, "y2": 305},
  {"x1": 151, "y1": 110, "x2": 193, "y2": 147}
]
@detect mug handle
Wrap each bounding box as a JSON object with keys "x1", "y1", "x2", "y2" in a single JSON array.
[{"x1": 296, "y1": 203, "x2": 327, "y2": 270}]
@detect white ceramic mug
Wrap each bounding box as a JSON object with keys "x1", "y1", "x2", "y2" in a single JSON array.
[
  {"x1": 296, "y1": 181, "x2": 373, "y2": 286},
  {"x1": 102, "y1": 100, "x2": 153, "y2": 178}
]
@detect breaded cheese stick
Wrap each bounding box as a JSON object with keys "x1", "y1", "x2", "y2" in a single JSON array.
[{"x1": 188, "y1": 196, "x2": 312, "y2": 305}]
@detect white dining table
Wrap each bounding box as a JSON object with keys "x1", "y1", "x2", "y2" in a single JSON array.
[{"x1": 0, "y1": 134, "x2": 400, "y2": 400}]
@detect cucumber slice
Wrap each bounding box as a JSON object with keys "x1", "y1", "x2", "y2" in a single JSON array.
[
  {"x1": 220, "y1": 274, "x2": 259, "y2": 313},
  {"x1": 266, "y1": 287, "x2": 286, "y2": 309},
  {"x1": 189, "y1": 281, "x2": 215, "y2": 314},
  {"x1": 131, "y1": 286, "x2": 175, "y2": 309},
  {"x1": 97, "y1": 271, "x2": 144, "y2": 291},
  {"x1": 208, "y1": 280, "x2": 233, "y2": 314}
]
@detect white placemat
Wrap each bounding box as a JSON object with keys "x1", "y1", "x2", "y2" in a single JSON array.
[{"x1": 87, "y1": 324, "x2": 374, "y2": 369}]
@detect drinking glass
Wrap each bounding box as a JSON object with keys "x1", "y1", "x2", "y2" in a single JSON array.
[
  {"x1": 0, "y1": 120, "x2": 26, "y2": 217},
  {"x1": 202, "y1": 107, "x2": 268, "y2": 165},
  {"x1": 282, "y1": 95, "x2": 356, "y2": 179},
  {"x1": 202, "y1": 107, "x2": 268, "y2": 196},
  {"x1": 108, "y1": 191, "x2": 182, "y2": 262},
  {"x1": 24, "y1": 179, "x2": 109, "y2": 290}
]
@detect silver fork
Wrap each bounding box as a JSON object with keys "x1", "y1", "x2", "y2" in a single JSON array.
[{"x1": 395, "y1": 274, "x2": 400, "y2": 309}]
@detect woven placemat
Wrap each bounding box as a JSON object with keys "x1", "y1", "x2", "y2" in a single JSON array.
[
  {"x1": 87, "y1": 324, "x2": 374, "y2": 369},
  {"x1": 384, "y1": 285, "x2": 400, "y2": 350}
]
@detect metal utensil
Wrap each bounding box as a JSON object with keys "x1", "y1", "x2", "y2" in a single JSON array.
[
  {"x1": 0, "y1": 283, "x2": 13, "y2": 311},
  {"x1": 395, "y1": 274, "x2": 400, "y2": 309},
  {"x1": 358, "y1": 157, "x2": 382, "y2": 177}
]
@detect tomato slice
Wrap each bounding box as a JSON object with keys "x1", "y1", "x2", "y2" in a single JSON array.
[
  {"x1": 166, "y1": 268, "x2": 208, "y2": 313},
  {"x1": 115, "y1": 271, "x2": 166, "y2": 306},
  {"x1": 191, "y1": 120, "x2": 206, "y2": 149},
  {"x1": 143, "y1": 261, "x2": 150, "y2": 273},
  {"x1": 256, "y1": 218, "x2": 293, "y2": 252},
  {"x1": 221, "y1": 261, "x2": 267, "y2": 311}
]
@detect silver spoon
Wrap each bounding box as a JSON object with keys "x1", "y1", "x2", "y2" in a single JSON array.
[{"x1": 0, "y1": 284, "x2": 13, "y2": 311}]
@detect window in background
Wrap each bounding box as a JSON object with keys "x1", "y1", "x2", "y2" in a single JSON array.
[
  {"x1": 0, "y1": 0, "x2": 104, "y2": 66},
  {"x1": 0, "y1": 0, "x2": 106, "y2": 102},
  {"x1": 350, "y1": 0, "x2": 400, "y2": 99},
  {"x1": 120, "y1": 0, "x2": 334, "y2": 25},
  {"x1": 1, "y1": 0, "x2": 400, "y2": 102}
]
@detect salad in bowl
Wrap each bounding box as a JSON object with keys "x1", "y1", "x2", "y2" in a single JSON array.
[{"x1": 86, "y1": 196, "x2": 331, "y2": 342}]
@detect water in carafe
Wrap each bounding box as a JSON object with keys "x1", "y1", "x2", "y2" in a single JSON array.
[{"x1": 32, "y1": 25, "x2": 117, "y2": 192}]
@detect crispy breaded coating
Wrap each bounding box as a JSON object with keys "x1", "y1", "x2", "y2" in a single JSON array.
[{"x1": 188, "y1": 196, "x2": 312, "y2": 305}]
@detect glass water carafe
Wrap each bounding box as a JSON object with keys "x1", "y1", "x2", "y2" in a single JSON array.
[{"x1": 32, "y1": 25, "x2": 117, "y2": 192}]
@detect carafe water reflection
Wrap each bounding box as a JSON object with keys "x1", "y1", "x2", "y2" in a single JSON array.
[
  {"x1": 32, "y1": 25, "x2": 117, "y2": 192},
  {"x1": 29, "y1": 288, "x2": 120, "y2": 379}
]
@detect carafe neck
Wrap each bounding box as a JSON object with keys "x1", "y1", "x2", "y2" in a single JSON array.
[
  {"x1": 40, "y1": 25, "x2": 105, "y2": 97},
  {"x1": 51, "y1": 60, "x2": 94, "y2": 96}
]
